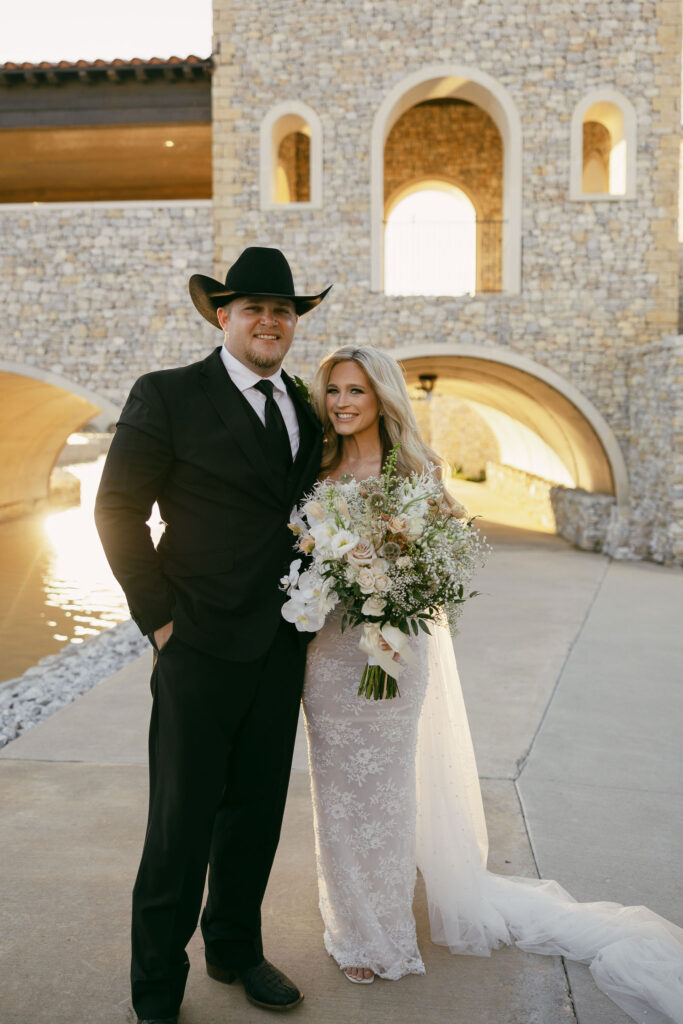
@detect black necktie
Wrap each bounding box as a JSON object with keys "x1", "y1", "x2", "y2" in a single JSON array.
[{"x1": 254, "y1": 378, "x2": 293, "y2": 468}]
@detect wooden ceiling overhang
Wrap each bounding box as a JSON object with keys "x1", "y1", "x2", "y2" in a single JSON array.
[{"x1": 0, "y1": 56, "x2": 212, "y2": 128}]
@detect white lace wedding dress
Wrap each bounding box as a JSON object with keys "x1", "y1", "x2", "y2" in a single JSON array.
[{"x1": 302, "y1": 614, "x2": 683, "y2": 1024}]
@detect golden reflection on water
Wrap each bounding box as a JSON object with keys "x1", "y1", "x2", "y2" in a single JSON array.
[{"x1": 0, "y1": 458, "x2": 130, "y2": 682}]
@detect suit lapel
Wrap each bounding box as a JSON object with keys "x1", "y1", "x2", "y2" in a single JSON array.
[{"x1": 198, "y1": 347, "x2": 275, "y2": 488}]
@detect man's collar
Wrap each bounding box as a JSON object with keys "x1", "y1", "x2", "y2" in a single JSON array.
[{"x1": 220, "y1": 345, "x2": 286, "y2": 392}]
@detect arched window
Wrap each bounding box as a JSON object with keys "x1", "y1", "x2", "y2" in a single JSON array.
[
  {"x1": 384, "y1": 185, "x2": 477, "y2": 296},
  {"x1": 259, "y1": 101, "x2": 322, "y2": 209},
  {"x1": 371, "y1": 65, "x2": 522, "y2": 294},
  {"x1": 570, "y1": 90, "x2": 636, "y2": 200}
]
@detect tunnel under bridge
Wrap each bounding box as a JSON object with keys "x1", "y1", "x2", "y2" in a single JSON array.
[{"x1": 0, "y1": 363, "x2": 118, "y2": 520}]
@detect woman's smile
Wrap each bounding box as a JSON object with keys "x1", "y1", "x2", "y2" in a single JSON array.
[{"x1": 326, "y1": 362, "x2": 380, "y2": 438}]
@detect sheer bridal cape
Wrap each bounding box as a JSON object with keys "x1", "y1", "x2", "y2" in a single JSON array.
[{"x1": 416, "y1": 625, "x2": 683, "y2": 1024}]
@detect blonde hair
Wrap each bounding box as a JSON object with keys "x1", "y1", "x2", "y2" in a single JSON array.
[{"x1": 311, "y1": 345, "x2": 446, "y2": 480}]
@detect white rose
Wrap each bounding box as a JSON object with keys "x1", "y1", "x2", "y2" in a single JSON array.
[
  {"x1": 357, "y1": 568, "x2": 376, "y2": 593},
  {"x1": 347, "y1": 539, "x2": 376, "y2": 566},
  {"x1": 373, "y1": 574, "x2": 391, "y2": 592},
  {"x1": 396, "y1": 555, "x2": 412, "y2": 569},
  {"x1": 362, "y1": 594, "x2": 386, "y2": 617},
  {"x1": 387, "y1": 514, "x2": 408, "y2": 534}
]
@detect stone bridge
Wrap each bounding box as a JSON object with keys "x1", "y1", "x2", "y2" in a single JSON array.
[{"x1": 0, "y1": 0, "x2": 681, "y2": 563}]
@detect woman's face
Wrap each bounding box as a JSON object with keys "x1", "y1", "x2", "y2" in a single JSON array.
[{"x1": 326, "y1": 361, "x2": 380, "y2": 439}]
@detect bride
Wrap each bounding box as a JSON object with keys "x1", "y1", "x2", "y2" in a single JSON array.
[{"x1": 299, "y1": 344, "x2": 683, "y2": 1024}]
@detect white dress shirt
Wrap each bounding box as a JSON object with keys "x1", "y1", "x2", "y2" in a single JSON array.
[{"x1": 220, "y1": 346, "x2": 300, "y2": 459}]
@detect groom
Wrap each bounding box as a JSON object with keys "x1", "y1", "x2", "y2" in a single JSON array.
[{"x1": 95, "y1": 247, "x2": 330, "y2": 1023}]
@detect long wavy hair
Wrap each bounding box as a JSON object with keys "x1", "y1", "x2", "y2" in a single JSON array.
[{"x1": 311, "y1": 345, "x2": 445, "y2": 480}]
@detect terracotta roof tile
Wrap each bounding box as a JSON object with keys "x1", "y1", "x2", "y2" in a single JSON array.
[{"x1": 0, "y1": 54, "x2": 210, "y2": 74}]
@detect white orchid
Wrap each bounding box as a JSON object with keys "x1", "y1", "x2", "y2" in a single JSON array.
[
  {"x1": 281, "y1": 595, "x2": 325, "y2": 632},
  {"x1": 280, "y1": 558, "x2": 302, "y2": 590}
]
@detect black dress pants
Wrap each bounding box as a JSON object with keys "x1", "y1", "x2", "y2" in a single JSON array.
[{"x1": 130, "y1": 620, "x2": 306, "y2": 1019}]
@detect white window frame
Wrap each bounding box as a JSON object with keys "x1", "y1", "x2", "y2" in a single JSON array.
[
  {"x1": 570, "y1": 88, "x2": 637, "y2": 201},
  {"x1": 259, "y1": 101, "x2": 322, "y2": 210}
]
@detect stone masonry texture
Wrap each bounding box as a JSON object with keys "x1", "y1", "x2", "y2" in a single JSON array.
[{"x1": 210, "y1": 0, "x2": 682, "y2": 563}]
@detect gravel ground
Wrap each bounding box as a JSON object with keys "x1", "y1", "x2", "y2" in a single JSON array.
[{"x1": 0, "y1": 620, "x2": 148, "y2": 749}]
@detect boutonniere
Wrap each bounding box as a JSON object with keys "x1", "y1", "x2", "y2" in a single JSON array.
[{"x1": 293, "y1": 375, "x2": 312, "y2": 405}]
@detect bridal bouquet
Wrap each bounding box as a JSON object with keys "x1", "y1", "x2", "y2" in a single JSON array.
[{"x1": 281, "y1": 447, "x2": 490, "y2": 699}]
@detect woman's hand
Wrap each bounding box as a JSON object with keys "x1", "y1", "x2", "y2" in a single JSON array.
[{"x1": 378, "y1": 635, "x2": 400, "y2": 662}]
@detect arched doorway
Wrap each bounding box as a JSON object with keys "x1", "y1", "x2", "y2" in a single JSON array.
[
  {"x1": 0, "y1": 363, "x2": 118, "y2": 516},
  {"x1": 371, "y1": 65, "x2": 522, "y2": 294},
  {"x1": 384, "y1": 184, "x2": 477, "y2": 296}
]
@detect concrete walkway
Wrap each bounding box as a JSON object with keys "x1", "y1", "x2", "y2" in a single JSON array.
[{"x1": 2, "y1": 523, "x2": 682, "y2": 1024}]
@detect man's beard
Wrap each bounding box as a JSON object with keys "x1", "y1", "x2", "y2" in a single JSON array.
[{"x1": 246, "y1": 341, "x2": 282, "y2": 370}]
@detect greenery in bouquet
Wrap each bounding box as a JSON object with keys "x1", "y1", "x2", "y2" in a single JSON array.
[{"x1": 281, "y1": 446, "x2": 491, "y2": 699}]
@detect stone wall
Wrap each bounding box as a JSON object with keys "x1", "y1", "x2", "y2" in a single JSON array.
[
  {"x1": 0, "y1": 201, "x2": 217, "y2": 411},
  {"x1": 488, "y1": 462, "x2": 559, "y2": 534},
  {"x1": 211, "y1": 0, "x2": 682, "y2": 563},
  {"x1": 624, "y1": 334, "x2": 683, "y2": 563},
  {"x1": 410, "y1": 393, "x2": 499, "y2": 478},
  {"x1": 550, "y1": 485, "x2": 617, "y2": 553}
]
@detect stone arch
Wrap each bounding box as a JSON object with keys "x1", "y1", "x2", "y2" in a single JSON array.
[
  {"x1": 371, "y1": 65, "x2": 522, "y2": 293},
  {"x1": 570, "y1": 88, "x2": 637, "y2": 200},
  {"x1": 384, "y1": 175, "x2": 482, "y2": 220},
  {"x1": 259, "y1": 100, "x2": 323, "y2": 209},
  {"x1": 391, "y1": 343, "x2": 629, "y2": 505},
  {"x1": 0, "y1": 361, "x2": 119, "y2": 514}
]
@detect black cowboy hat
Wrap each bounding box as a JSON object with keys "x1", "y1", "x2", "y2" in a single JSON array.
[{"x1": 189, "y1": 246, "x2": 332, "y2": 329}]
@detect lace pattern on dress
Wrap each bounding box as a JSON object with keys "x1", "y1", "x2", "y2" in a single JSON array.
[{"x1": 303, "y1": 610, "x2": 428, "y2": 979}]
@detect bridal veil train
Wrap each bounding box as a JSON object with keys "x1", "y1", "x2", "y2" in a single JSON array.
[
  {"x1": 303, "y1": 617, "x2": 683, "y2": 1024},
  {"x1": 416, "y1": 624, "x2": 683, "y2": 1024}
]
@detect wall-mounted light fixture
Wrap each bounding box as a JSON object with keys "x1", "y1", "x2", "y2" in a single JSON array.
[{"x1": 417, "y1": 373, "x2": 438, "y2": 398}]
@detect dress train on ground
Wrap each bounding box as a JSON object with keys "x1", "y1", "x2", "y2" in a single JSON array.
[
  {"x1": 416, "y1": 624, "x2": 683, "y2": 1024},
  {"x1": 303, "y1": 615, "x2": 683, "y2": 1023}
]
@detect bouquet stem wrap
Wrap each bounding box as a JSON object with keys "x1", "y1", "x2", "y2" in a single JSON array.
[{"x1": 358, "y1": 622, "x2": 416, "y2": 699}]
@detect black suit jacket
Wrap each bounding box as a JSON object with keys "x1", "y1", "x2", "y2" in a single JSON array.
[{"x1": 94, "y1": 347, "x2": 322, "y2": 662}]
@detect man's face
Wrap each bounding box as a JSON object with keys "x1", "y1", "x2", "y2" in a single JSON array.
[{"x1": 218, "y1": 295, "x2": 298, "y2": 374}]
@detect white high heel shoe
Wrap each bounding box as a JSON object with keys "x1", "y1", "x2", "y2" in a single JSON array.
[{"x1": 343, "y1": 967, "x2": 375, "y2": 984}]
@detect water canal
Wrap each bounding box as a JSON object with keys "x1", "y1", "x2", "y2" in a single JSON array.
[{"x1": 0, "y1": 458, "x2": 130, "y2": 683}]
